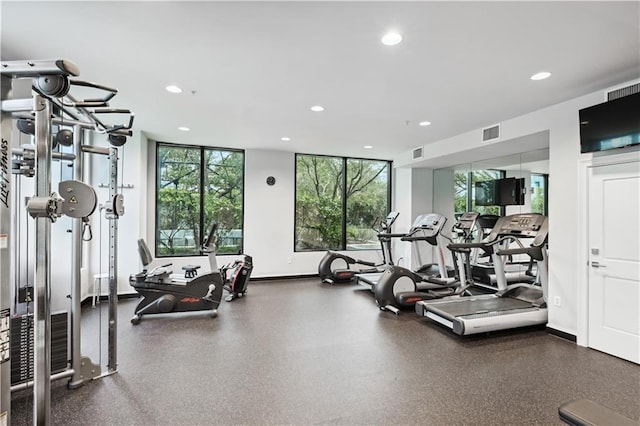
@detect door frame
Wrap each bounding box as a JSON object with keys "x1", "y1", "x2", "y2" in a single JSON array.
[{"x1": 577, "y1": 149, "x2": 640, "y2": 347}]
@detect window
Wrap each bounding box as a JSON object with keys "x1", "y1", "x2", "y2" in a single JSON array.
[
  {"x1": 156, "y1": 143, "x2": 244, "y2": 257},
  {"x1": 295, "y1": 154, "x2": 391, "y2": 251},
  {"x1": 531, "y1": 173, "x2": 548, "y2": 215},
  {"x1": 454, "y1": 169, "x2": 505, "y2": 216}
]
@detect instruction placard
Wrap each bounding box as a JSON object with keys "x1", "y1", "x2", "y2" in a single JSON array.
[{"x1": 0, "y1": 308, "x2": 9, "y2": 363}]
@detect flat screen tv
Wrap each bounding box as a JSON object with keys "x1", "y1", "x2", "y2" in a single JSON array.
[
  {"x1": 474, "y1": 180, "x2": 497, "y2": 206},
  {"x1": 498, "y1": 177, "x2": 525, "y2": 206},
  {"x1": 579, "y1": 92, "x2": 640, "y2": 153}
]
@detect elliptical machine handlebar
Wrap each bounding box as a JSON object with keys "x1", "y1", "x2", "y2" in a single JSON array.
[{"x1": 201, "y1": 222, "x2": 219, "y2": 253}]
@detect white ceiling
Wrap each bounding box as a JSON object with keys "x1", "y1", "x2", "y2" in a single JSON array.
[{"x1": 2, "y1": 1, "x2": 639, "y2": 160}]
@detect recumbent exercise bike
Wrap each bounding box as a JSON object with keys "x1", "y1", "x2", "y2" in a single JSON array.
[{"x1": 129, "y1": 223, "x2": 224, "y2": 324}]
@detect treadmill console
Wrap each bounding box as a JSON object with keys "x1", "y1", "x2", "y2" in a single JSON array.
[
  {"x1": 497, "y1": 213, "x2": 546, "y2": 238},
  {"x1": 456, "y1": 211, "x2": 480, "y2": 231},
  {"x1": 410, "y1": 213, "x2": 447, "y2": 238}
]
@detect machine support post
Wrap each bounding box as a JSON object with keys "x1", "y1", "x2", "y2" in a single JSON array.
[
  {"x1": 68, "y1": 125, "x2": 84, "y2": 388},
  {"x1": 108, "y1": 147, "x2": 118, "y2": 373},
  {"x1": 0, "y1": 72, "x2": 13, "y2": 426},
  {"x1": 33, "y1": 94, "x2": 52, "y2": 426}
]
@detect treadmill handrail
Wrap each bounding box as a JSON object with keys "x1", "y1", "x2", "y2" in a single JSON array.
[
  {"x1": 496, "y1": 247, "x2": 531, "y2": 256},
  {"x1": 402, "y1": 235, "x2": 434, "y2": 242},
  {"x1": 378, "y1": 232, "x2": 409, "y2": 238}
]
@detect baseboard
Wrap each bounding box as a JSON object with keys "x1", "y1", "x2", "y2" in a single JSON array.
[
  {"x1": 546, "y1": 326, "x2": 577, "y2": 342},
  {"x1": 251, "y1": 273, "x2": 319, "y2": 281},
  {"x1": 81, "y1": 293, "x2": 139, "y2": 306},
  {"x1": 81, "y1": 275, "x2": 318, "y2": 305}
]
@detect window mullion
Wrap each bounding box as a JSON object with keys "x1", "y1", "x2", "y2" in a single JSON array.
[
  {"x1": 200, "y1": 147, "x2": 205, "y2": 250},
  {"x1": 342, "y1": 158, "x2": 347, "y2": 250}
]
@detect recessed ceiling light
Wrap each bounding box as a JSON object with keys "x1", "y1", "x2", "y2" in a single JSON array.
[
  {"x1": 418, "y1": 121, "x2": 431, "y2": 127},
  {"x1": 381, "y1": 32, "x2": 403, "y2": 46},
  {"x1": 178, "y1": 126, "x2": 190, "y2": 132},
  {"x1": 363, "y1": 145, "x2": 373, "y2": 149},
  {"x1": 530, "y1": 71, "x2": 551, "y2": 81},
  {"x1": 310, "y1": 105, "x2": 324, "y2": 112},
  {"x1": 166, "y1": 85, "x2": 182, "y2": 93},
  {"x1": 281, "y1": 137, "x2": 291, "y2": 141}
]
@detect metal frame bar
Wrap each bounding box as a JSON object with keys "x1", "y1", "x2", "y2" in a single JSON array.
[
  {"x1": 0, "y1": 72, "x2": 13, "y2": 426},
  {"x1": 33, "y1": 93, "x2": 52, "y2": 426},
  {"x1": 107, "y1": 147, "x2": 119, "y2": 373},
  {"x1": 68, "y1": 125, "x2": 84, "y2": 389},
  {"x1": 0, "y1": 60, "x2": 79, "y2": 78}
]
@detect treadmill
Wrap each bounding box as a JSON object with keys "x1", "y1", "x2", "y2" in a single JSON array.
[{"x1": 415, "y1": 213, "x2": 548, "y2": 335}]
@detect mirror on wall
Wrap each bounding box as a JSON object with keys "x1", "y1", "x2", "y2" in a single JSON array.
[
  {"x1": 431, "y1": 148, "x2": 549, "y2": 287},
  {"x1": 433, "y1": 148, "x2": 549, "y2": 223}
]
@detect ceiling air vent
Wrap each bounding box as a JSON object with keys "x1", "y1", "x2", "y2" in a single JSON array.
[
  {"x1": 412, "y1": 147, "x2": 423, "y2": 160},
  {"x1": 606, "y1": 82, "x2": 640, "y2": 101},
  {"x1": 482, "y1": 124, "x2": 500, "y2": 142}
]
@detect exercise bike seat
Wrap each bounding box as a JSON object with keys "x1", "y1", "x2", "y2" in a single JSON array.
[{"x1": 182, "y1": 264, "x2": 201, "y2": 279}]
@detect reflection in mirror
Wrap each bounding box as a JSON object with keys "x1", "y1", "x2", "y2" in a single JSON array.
[
  {"x1": 432, "y1": 148, "x2": 549, "y2": 289},
  {"x1": 434, "y1": 148, "x2": 549, "y2": 221}
]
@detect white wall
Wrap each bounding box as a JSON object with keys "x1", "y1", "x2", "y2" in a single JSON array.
[
  {"x1": 393, "y1": 85, "x2": 639, "y2": 337},
  {"x1": 71, "y1": 82, "x2": 636, "y2": 336},
  {"x1": 391, "y1": 167, "x2": 434, "y2": 270},
  {"x1": 136, "y1": 145, "x2": 387, "y2": 280}
]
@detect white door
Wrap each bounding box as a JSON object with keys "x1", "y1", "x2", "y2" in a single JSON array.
[{"x1": 588, "y1": 160, "x2": 640, "y2": 364}]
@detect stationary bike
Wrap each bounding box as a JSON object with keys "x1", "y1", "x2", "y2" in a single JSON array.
[
  {"x1": 318, "y1": 211, "x2": 400, "y2": 284},
  {"x1": 129, "y1": 223, "x2": 223, "y2": 324},
  {"x1": 220, "y1": 255, "x2": 253, "y2": 301}
]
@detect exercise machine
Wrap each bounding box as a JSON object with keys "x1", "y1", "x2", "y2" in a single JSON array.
[
  {"x1": 374, "y1": 212, "x2": 480, "y2": 313},
  {"x1": 220, "y1": 255, "x2": 253, "y2": 301},
  {"x1": 129, "y1": 222, "x2": 223, "y2": 324},
  {"x1": 357, "y1": 212, "x2": 453, "y2": 291},
  {"x1": 415, "y1": 213, "x2": 549, "y2": 335},
  {"x1": 558, "y1": 399, "x2": 637, "y2": 426},
  {"x1": 318, "y1": 211, "x2": 399, "y2": 284},
  {"x1": 471, "y1": 214, "x2": 538, "y2": 289},
  {"x1": 1, "y1": 59, "x2": 134, "y2": 424}
]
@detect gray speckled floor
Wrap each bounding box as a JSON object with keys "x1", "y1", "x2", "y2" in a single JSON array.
[{"x1": 10, "y1": 278, "x2": 640, "y2": 425}]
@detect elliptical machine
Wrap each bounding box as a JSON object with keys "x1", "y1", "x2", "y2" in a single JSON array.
[
  {"x1": 129, "y1": 223, "x2": 223, "y2": 324},
  {"x1": 374, "y1": 212, "x2": 480, "y2": 314},
  {"x1": 220, "y1": 255, "x2": 253, "y2": 302},
  {"x1": 318, "y1": 211, "x2": 399, "y2": 284}
]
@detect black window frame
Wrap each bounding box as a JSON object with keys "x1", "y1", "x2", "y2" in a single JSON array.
[
  {"x1": 530, "y1": 173, "x2": 549, "y2": 216},
  {"x1": 294, "y1": 153, "x2": 392, "y2": 252},
  {"x1": 155, "y1": 141, "x2": 245, "y2": 258}
]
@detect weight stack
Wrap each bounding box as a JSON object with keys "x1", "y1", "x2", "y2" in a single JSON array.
[{"x1": 10, "y1": 312, "x2": 68, "y2": 385}]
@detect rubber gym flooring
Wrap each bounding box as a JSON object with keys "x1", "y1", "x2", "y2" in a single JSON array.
[{"x1": 10, "y1": 277, "x2": 640, "y2": 425}]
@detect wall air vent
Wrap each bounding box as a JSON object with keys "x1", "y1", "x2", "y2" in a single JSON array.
[
  {"x1": 606, "y1": 82, "x2": 640, "y2": 101},
  {"x1": 482, "y1": 124, "x2": 500, "y2": 142},
  {"x1": 412, "y1": 147, "x2": 423, "y2": 160}
]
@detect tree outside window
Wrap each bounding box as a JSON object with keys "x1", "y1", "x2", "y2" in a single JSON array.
[
  {"x1": 295, "y1": 154, "x2": 390, "y2": 251},
  {"x1": 454, "y1": 169, "x2": 505, "y2": 216},
  {"x1": 156, "y1": 143, "x2": 244, "y2": 257}
]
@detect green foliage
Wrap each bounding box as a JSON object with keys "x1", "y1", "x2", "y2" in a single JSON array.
[
  {"x1": 295, "y1": 155, "x2": 389, "y2": 251},
  {"x1": 156, "y1": 144, "x2": 244, "y2": 256},
  {"x1": 455, "y1": 169, "x2": 503, "y2": 215}
]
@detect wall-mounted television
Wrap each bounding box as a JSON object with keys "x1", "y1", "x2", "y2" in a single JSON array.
[
  {"x1": 474, "y1": 180, "x2": 497, "y2": 206},
  {"x1": 579, "y1": 92, "x2": 640, "y2": 153},
  {"x1": 498, "y1": 177, "x2": 525, "y2": 206},
  {"x1": 474, "y1": 178, "x2": 525, "y2": 206}
]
